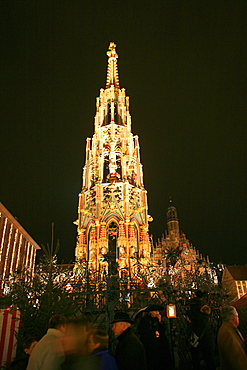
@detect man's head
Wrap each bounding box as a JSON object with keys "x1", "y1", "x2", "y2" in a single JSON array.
[
  {"x1": 220, "y1": 306, "x2": 239, "y2": 328},
  {"x1": 66, "y1": 317, "x2": 91, "y2": 343},
  {"x1": 48, "y1": 314, "x2": 67, "y2": 334},
  {"x1": 64, "y1": 317, "x2": 92, "y2": 356},
  {"x1": 87, "y1": 329, "x2": 108, "y2": 354},
  {"x1": 23, "y1": 337, "x2": 38, "y2": 355},
  {"x1": 111, "y1": 312, "x2": 133, "y2": 337},
  {"x1": 145, "y1": 304, "x2": 163, "y2": 319},
  {"x1": 112, "y1": 321, "x2": 131, "y2": 337}
]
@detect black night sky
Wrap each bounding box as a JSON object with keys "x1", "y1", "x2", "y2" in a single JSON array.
[{"x1": 1, "y1": 1, "x2": 247, "y2": 265}]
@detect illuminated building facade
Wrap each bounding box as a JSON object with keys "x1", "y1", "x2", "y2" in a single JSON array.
[
  {"x1": 153, "y1": 202, "x2": 207, "y2": 273},
  {"x1": 74, "y1": 43, "x2": 152, "y2": 276},
  {"x1": 0, "y1": 203, "x2": 40, "y2": 292}
]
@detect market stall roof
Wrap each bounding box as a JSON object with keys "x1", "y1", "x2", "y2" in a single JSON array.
[{"x1": 233, "y1": 293, "x2": 247, "y2": 309}]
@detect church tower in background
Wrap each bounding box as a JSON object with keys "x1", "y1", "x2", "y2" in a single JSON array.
[
  {"x1": 153, "y1": 200, "x2": 203, "y2": 272},
  {"x1": 74, "y1": 43, "x2": 152, "y2": 277}
]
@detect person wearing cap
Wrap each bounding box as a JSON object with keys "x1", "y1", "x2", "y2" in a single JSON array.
[
  {"x1": 111, "y1": 311, "x2": 147, "y2": 370},
  {"x1": 217, "y1": 305, "x2": 247, "y2": 370},
  {"x1": 137, "y1": 304, "x2": 174, "y2": 370}
]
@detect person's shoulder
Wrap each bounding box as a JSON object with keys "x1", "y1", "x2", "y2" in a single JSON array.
[
  {"x1": 47, "y1": 328, "x2": 64, "y2": 337},
  {"x1": 218, "y1": 321, "x2": 236, "y2": 341},
  {"x1": 219, "y1": 321, "x2": 234, "y2": 332},
  {"x1": 119, "y1": 327, "x2": 138, "y2": 342},
  {"x1": 101, "y1": 351, "x2": 118, "y2": 370},
  {"x1": 101, "y1": 350, "x2": 116, "y2": 360},
  {"x1": 129, "y1": 329, "x2": 145, "y2": 346},
  {"x1": 93, "y1": 349, "x2": 109, "y2": 357},
  {"x1": 128, "y1": 327, "x2": 139, "y2": 338}
]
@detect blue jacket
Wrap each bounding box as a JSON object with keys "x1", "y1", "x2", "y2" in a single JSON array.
[{"x1": 90, "y1": 349, "x2": 118, "y2": 370}]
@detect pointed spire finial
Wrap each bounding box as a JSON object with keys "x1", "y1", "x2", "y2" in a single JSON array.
[
  {"x1": 106, "y1": 42, "x2": 120, "y2": 89},
  {"x1": 107, "y1": 42, "x2": 118, "y2": 59}
]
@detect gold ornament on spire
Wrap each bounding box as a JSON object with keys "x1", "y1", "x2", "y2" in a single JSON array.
[
  {"x1": 106, "y1": 42, "x2": 120, "y2": 89},
  {"x1": 107, "y1": 42, "x2": 118, "y2": 59}
]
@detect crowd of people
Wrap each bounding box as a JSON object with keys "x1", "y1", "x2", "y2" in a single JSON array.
[{"x1": 10, "y1": 300, "x2": 247, "y2": 370}]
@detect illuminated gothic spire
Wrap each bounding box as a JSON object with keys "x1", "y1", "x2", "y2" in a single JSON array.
[
  {"x1": 75, "y1": 43, "x2": 152, "y2": 276},
  {"x1": 106, "y1": 42, "x2": 120, "y2": 89}
]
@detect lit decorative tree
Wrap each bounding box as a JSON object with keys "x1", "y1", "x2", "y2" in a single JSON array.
[{"x1": 0, "y1": 224, "x2": 78, "y2": 355}]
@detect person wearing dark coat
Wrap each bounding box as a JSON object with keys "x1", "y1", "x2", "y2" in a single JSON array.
[
  {"x1": 111, "y1": 311, "x2": 147, "y2": 370},
  {"x1": 188, "y1": 304, "x2": 216, "y2": 370},
  {"x1": 137, "y1": 305, "x2": 174, "y2": 370}
]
